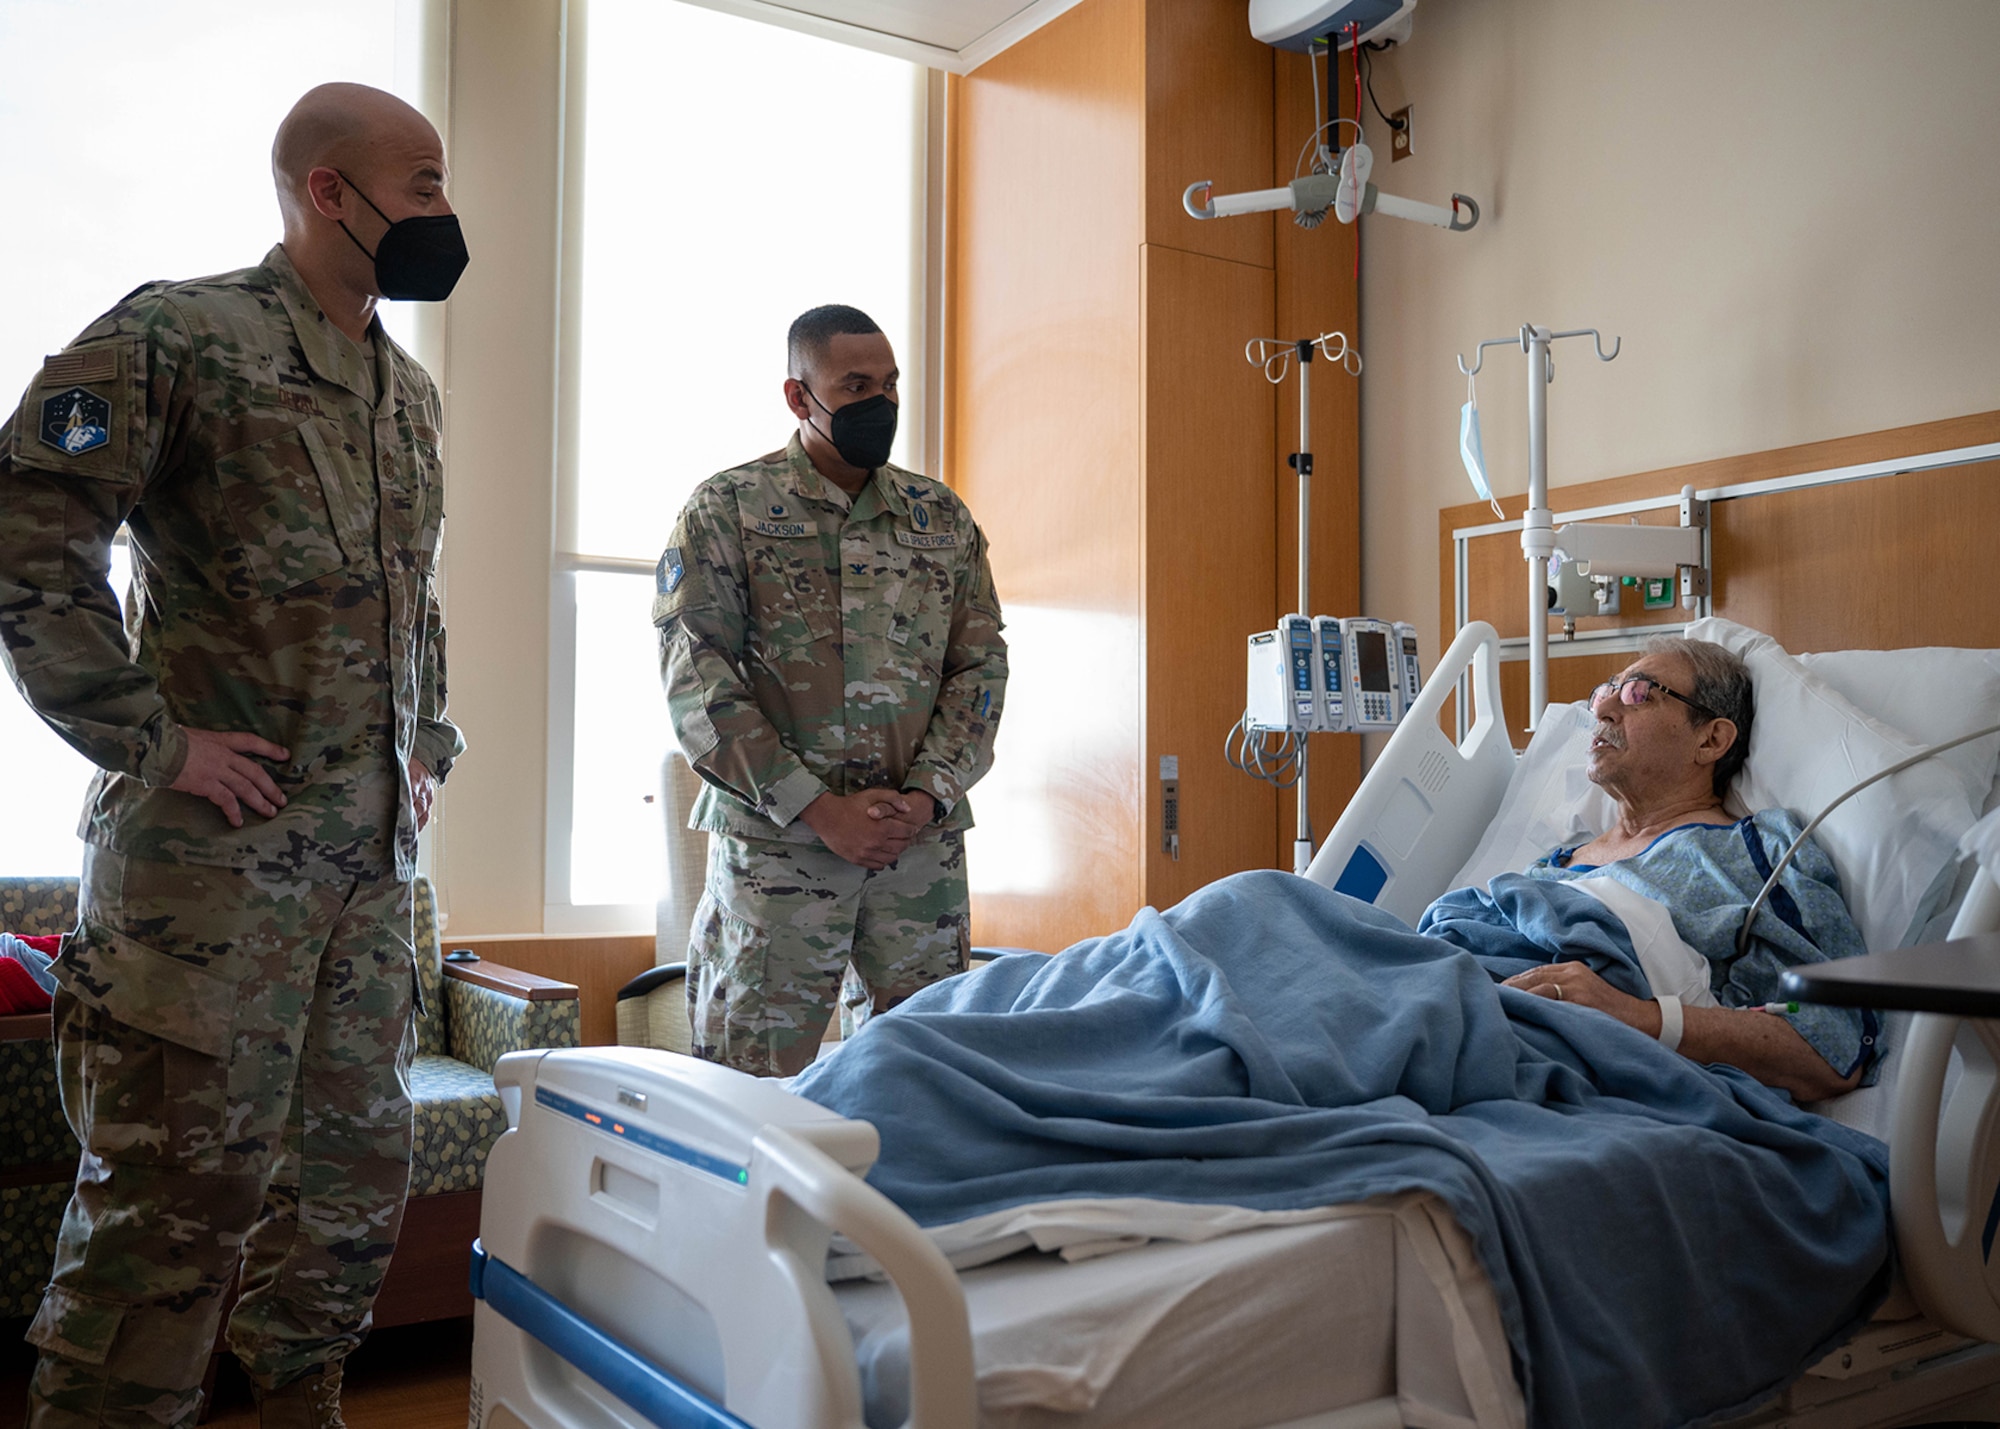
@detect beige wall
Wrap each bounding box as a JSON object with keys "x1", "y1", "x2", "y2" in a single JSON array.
[
  {"x1": 1354, "y1": 0, "x2": 2000, "y2": 650},
  {"x1": 430, "y1": 0, "x2": 566, "y2": 935}
]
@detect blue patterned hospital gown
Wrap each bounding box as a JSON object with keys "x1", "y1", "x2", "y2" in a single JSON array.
[{"x1": 1433, "y1": 810, "x2": 1878, "y2": 1085}]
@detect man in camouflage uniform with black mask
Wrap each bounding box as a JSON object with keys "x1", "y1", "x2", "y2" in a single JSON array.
[
  {"x1": 0, "y1": 83, "x2": 467, "y2": 1427},
  {"x1": 655, "y1": 305, "x2": 1007, "y2": 1078}
]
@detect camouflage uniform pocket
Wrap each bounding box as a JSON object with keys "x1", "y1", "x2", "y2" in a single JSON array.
[
  {"x1": 53, "y1": 923, "x2": 238, "y2": 1170},
  {"x1": 25, "y1": 1283, "x2": 127, "y2": 1365},
  {"x1": 57, "y1": 922, "x2": 235, "y2": 1058},
  {"x1": 684, "y1": 888, "x2": 772, "y2": 1059},
  {"x1": 53, "y1": 991, "x2": 225, "y2": 1172},
  {"x1": 212, "y1": 415, "x2": 350, "y2": 596},
  {"x1": 890, "y1": 552, "x2": 953, "y2": 665},
  {"x1": 746, "y1": 540, "x2": 836, "y2": 654}
]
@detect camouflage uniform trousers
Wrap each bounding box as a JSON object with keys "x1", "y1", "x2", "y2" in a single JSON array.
[
  {"x1": 27, "y1": 847, "x2": 418, "y2": 1428},
  {"x1": 687, "y1": 827, "x2": 971, "y2": 1077}
]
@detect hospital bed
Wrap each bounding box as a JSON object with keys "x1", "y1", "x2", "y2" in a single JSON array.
[{"x1": 466, "y1": 619, "x2": 2000, "y2": 1429}]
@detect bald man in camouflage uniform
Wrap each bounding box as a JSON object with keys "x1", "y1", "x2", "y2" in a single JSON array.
[
  {"x1": 0, "y1": 85, "x2": 466, "y2": 1428},
  {"x1": 656, "y1": 305, "x2": 1007, "y2": 1077}
]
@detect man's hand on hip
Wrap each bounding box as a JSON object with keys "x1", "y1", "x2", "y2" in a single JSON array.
[
  {"x1": 410, "y1": 759, "x2": 435, "y2": 831},
  {"x1": 171, "y1": 729, "x2": 290, "y2": 828},
  {"x1": 800, "y1": 789, "x2": 920, "y2": 870}
]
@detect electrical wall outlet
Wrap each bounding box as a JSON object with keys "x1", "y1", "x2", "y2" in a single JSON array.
[{"x1": 1389, "y1": 105, "x2": 1412, "y2": 161}]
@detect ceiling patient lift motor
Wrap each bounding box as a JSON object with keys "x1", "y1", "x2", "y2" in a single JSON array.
[{"x1": 1185, "y1": 1, "x2": 1480, "y2": 235}]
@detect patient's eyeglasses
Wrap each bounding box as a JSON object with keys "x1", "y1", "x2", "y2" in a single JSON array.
[{"x1": 1589, "y1": 675, "x2": 1719, "y2": 721}]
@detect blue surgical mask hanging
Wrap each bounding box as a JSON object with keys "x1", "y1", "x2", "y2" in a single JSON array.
[{"x1": 1459, "y1": 372, "x2": 1505, "y2": 520}]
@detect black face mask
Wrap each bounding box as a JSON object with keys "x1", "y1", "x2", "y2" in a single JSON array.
[
  {"x1": 336, "y1": 172, "x2": 470, "y2": 302},
  {"x1": 804, "y1": 387, "x2": 898, "y2": 472}
]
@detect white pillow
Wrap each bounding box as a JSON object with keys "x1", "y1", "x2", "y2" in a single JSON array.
[
  {"x1": 1685, "y1": 618, "x2": 1980, "y2": 951},
  {"x1": 1447, "y1": 701, "x2": 1616, "y2": 893},
  {"x1": 1447, "y1": 623, "x2": 1981, "y2": 955},
  {"x1": 1965, "y1": 807, "x2": 2000, "y2": 885},
  {"x1": 1795, "y1": 645, "x2": 2000, "y2": 816}
]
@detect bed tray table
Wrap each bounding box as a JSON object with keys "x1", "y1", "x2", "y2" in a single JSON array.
[{"x1": 1781, "y1": 932, "x2": 2000, "y2": 1016}]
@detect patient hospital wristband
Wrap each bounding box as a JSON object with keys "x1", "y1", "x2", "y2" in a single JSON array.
[{"x1": 1655, "y1": 995, "x2": 1684, "y2": 1053}]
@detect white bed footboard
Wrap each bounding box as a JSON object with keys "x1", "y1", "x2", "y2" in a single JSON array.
[
  {"x1": 1305, "y1": 621, "x2": 1515, "y2": 925},
  {"x1": 1891, "y1": 870, "x2": 2000, "y2": 1343},
  {"x1": 470, "y1": 1047, "x2": 975, "y2": 1429}
]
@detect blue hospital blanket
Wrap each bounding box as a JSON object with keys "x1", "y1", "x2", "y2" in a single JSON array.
[{"x1": 792, "y1": 872, "x2": 1892, "y2": 1429}]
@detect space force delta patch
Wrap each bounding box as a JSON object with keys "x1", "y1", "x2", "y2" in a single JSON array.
[
  {"x1": 895, "y1": 529, "x2": 958, "y2": 549},
  {"x1": 40, "y1": 386, "x2": 112, "y2": 456}
]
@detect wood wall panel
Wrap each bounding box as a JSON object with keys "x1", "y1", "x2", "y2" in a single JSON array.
[
  {"x1": 1440, "y1": 410, "x2": 2000, "y2": 738},
  {"x1": 949, "y1": 0, "x2": 1363, "y2": 947},
  {"x1": 949, "y1": 0, "x2": 1148, "y2": 954},
  {"x1": 1142, "y1": 0, "x2": 1273, "y2": 268},
  {"x1": 1272, "y1": 46, "x2": 1362, "y2": 867},
  {"x1": 1141, "y1": 245, "x2": 1276, "y2": 907},
  {"x1": 439, "y1": 933, "x2": 655, "y2": 1048},
  {"x1": 1710, "y1": 460, "x2": 2000, "y2": 652}
]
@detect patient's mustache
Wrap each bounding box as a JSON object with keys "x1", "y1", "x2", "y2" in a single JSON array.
[{"x1": 1592, "y1": 722, "x2": 1625, "y2": 749}]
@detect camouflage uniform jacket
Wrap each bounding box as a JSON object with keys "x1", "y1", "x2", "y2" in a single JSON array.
[
  {"x1": 655, "y1": 434, "x2": 1006, "y2": 844},
  {"x1": 0, "y1": 244, "x2": 462, "y2": 882}
]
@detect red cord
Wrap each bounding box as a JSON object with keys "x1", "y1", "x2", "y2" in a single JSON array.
[{"x1": 1349, "y1": 22, "x2": 1361, "y2": 138}]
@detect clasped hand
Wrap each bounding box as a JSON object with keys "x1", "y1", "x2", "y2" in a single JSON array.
[{"x1": 801, "y1": 788, "x2": 934, "y2": 870}]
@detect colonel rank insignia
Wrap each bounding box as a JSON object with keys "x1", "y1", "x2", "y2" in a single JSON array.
[{"x1": 40, "y1": 386, "x2": 112, "y2": 456}]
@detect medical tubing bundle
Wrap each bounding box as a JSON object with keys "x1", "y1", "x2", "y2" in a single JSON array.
[
  {"x1": 1735, "y1": 721, "x2": 2000, "y2": 961},
  {"x1": 1225, "y1": 715, "x2": 1304, "y2": 790}
]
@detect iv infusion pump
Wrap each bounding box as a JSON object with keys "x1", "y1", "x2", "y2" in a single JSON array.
[{"x1": 1246, "y1": 616, "x2": 1420, "y2": 733}]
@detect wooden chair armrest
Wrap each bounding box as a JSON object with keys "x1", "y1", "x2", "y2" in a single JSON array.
[
  {"x1": 0, "y1": 1010, "x2": 54, "y2": 1041},
  {"x1": 442, "y1": 959, "x2": 578, "y2": 1002}
]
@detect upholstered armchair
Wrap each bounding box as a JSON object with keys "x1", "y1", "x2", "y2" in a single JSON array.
[
  {"x1": 614, "y1": 750, "x2": 704, "y2": 1056},
  {"x1": 0, "y1": 877, "x2": 81, "y2": 1323},
  {"x1": 0, "y1": 874, "x2": 580, "y2": 1327}
]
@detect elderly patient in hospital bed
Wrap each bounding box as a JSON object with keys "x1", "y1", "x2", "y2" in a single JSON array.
[
  {"x1": 1434, "y1": 635, "x2": 1869, "y2": 1103},
  {"x1": 792, "y1": 636, "x2": 1892, "y2": 1429}
]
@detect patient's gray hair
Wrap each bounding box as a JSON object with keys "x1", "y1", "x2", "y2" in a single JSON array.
[{"x1": 1641, "y1": 636, "x2": 1753, "y2": 797}]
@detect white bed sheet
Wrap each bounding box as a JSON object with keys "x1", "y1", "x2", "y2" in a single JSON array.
[{"x1": 836, "y1": 1192, "x2": 1521, "y2": 1429}]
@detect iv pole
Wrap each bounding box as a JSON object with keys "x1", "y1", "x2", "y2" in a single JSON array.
[
  {"x1": 1454, "y1": 325, "x2": 1619, "y2": 730},
  {"x1": 1248, "y1": 332, "x2": 1362, "y2": 874}
]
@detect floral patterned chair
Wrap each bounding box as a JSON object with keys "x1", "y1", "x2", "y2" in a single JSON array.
[
  {"x1": 0, "y1": 877, "x2": 81, "y2": 1325},
  {"x1": 0, "y1": 875, "x2": 580, "y2": 1329}
]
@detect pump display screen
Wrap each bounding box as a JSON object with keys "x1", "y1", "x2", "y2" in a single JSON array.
[{"x1": 1356, "y1": 630, "x2": 1392, "y2": 692}]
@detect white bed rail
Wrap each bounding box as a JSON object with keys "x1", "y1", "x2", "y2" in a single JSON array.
[
  {"x1": 470, "y1": 1047, "x2": 975, "y2": 1429},
  {"x1": 1891, "y1": 868, "x2": 2000, "y2": 1343},
  {"x1": 1306, "y1": 620, "x2": 1515, "y2": 924},
  {"x1": 753, "y1": 1124, "x2": 977, "y2": 1428}
]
